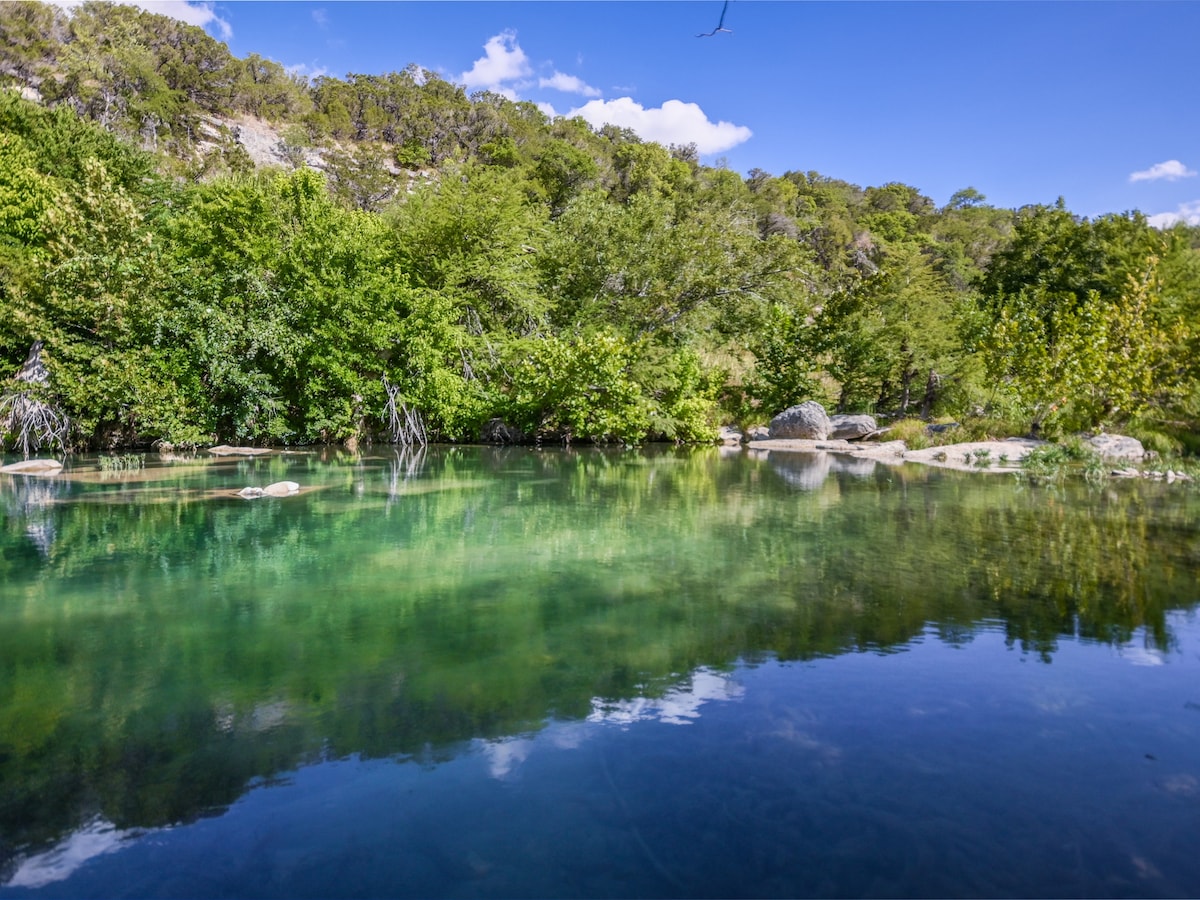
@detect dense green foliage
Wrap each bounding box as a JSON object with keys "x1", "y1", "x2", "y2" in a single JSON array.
[{"x1": 1, "y1": 1, "x2": 1199, "y2": 451}]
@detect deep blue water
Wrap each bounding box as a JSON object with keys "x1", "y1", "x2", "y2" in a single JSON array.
[{"x1": 1, "y1": 446, "x2": 1198, "y2": 897}]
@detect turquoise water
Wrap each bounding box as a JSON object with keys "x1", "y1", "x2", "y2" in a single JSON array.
[{"x1": 1, "y1": 446, "x2": 1198, "y2": 897}]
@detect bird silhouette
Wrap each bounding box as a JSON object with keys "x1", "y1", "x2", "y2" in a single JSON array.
[{"x1": 696, "y1": 0, "x2": 732, "y2": 37}]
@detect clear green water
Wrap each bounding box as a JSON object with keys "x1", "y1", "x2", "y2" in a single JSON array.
[{"x1": 1, "y1": 446, "x2": 1199, "y2": 897}]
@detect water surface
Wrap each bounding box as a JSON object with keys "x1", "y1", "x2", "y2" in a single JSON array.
[{"x1": 1, "y1": 446, "x2": 1198, "y2": 897}]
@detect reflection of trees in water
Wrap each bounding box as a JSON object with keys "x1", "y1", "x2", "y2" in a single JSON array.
[
  {"x1": 1, "y1": 448, "x2": 1199, "y2": 870},
  {"x1": 385, "y1": 445, "x2": 427, "y2": 505},
  {"x1": 0, "y1": 475, "x2": 67, "y2": 556}
]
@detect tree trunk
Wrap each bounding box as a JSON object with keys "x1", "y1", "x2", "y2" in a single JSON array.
[{"x1": 921, "y1": 369, "x2": 941, "y2": 419}]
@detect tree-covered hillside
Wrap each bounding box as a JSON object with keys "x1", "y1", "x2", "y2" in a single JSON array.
[{"x1": 2, "y1": 1, "x2": 1199, "y2": 452}]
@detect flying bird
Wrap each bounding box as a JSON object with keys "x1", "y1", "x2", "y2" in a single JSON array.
[{"x1": 696, "y1": 0, "x2": 732, "y2": 37}]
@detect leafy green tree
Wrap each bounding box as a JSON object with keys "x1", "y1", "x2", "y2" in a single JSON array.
[
  {"x1": 530, "y1": 138, "x2": 598, "y2": 215},
  {"x1": 324, "y1": 142, "x2": 400, "y2": 211},
  {"x1": 982, "y1": 263, "x2": 1185, "y2": 435},
  {"x1": 503, "y1": 329, "x2": 651, "y2": 443}
]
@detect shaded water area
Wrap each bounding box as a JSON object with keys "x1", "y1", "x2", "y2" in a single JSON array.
[{"x1": 1, "y1": 445, "x2": 1199, "y2": 898}]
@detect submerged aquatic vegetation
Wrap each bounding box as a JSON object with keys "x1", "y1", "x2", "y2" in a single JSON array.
[{"x1": 98, "y1": 453, "x2": 146, "y2": 472}]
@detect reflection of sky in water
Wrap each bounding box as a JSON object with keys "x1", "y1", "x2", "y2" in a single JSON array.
[
  {"x1": 476, "y1": 668, "x2": 744, "y2": 779},
  {"x1": 1121, "y1": 645, "x2": 1167, "y2": 667},
  {"x1": 4, "y1": 628, "x2": 1199, "y2": 898},
  {"x1": 588, "y1": 668, "x2": 745, "y2": 726},
  {"x1": 5, "y1": 819, "x2": 156, "y2": 889}
]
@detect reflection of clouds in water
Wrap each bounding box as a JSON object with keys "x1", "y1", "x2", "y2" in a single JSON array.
[
  {"x1": 5, "y1": 817, "x2": 151, "y2": 888},
  {"x1": 1121, "y1": 645, "x2": 1167, "y2": 667},
  {"x1": 765, "y1": 717, "x2": 842, "y2": 763},
  {"x1": 477, "y1": 737, "x2": 534, "y2": 778},
  {"x1": 476, "y1": 671, "x2": 745, "y2": 780},
  {"x1": 1158, "y1": 774, "x2": 1199, "y2": 798},
  {"x1": 1030, "y1": 686, "x2": 1090, "y2": 714},
  {"x1": 477, "y1": 724, "x2": 590, "y2": 780},
  {"x1": 588, "y1": 669, "x2": 745, "y2": 727}
]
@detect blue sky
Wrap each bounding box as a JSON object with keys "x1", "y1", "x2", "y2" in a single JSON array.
[{"x1": 125, "y1": 2, "x2": 1200, "y2": 223}]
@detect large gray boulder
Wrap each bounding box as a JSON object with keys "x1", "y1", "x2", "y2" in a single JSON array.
[
  {"x1": 769, "y1": 401, "x2": 831, "y2": 440},
  {"x1": 1087, "y1": 434, "x2": 1145, "y2": 461},
  {"x1": 829, "y1": 414, "x2": 878, "y2": 441}
]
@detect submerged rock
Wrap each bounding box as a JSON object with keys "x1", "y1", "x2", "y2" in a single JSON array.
[
  {"x1": 0, "y1": 459, "x2": 63, "y2": 475},
  {"x1": 209, "y1": 445, "x2": 274, "y2": 457},
  {"x1": 769, "y1": 402, "x2": 831, "y2": 440},
  {"x1": 236, "y1": 481, "x2": 300, "y2": 499}
]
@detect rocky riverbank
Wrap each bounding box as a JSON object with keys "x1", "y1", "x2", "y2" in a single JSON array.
[
  {"x1": 744, "y1": 436, "x2": 1045, "y2": 473},
  {"x1": 729, "y1": 401, "x2": 1174, "y2": 476}
]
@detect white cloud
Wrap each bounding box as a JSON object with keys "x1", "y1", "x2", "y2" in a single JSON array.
[
  {"x1": 460, "y1": 31, "x2": 531, "y2": 91},
  {"x1": 535, "y1": 101, "x2": 559, "y2": 119},
  {"x1": 46, "y1": 0, "x2": 232, "y2": 39},
  {"x1": 568, "y1": 97, "x2": 752, "y2": 155},
  {"x1": 538, "y1": 72, "x2": 601, "y2": 98},
  {"x1": 1146, "y1": 200, "x2": 1200, "y2": 229},
  {"x1": 1130, "y1": 159, "x2": 1197, "y2": 183},
  {"x1": 285, "y1": 63, "x2": 330, "y2": 83},
  {"x1": 312, "y1": 8, "x2": 328, "y2": 29}
]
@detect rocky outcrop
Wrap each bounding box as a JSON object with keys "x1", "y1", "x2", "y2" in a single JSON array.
[
  {"x1": 829, "y1": 414, "x2": 877, "y2": 441},
  {"x1": 769, "y1": 402, "x2": 831, "y2": 440},
  {"x1": 1087, "y1": 434, "x2": 1145, "y2": 461}
]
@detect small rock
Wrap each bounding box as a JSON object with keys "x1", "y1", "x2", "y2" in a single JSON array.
[
  {"x1": 263, "y1": 481, "x2": 300, "y2": 496},
  {"x1": 237, "y1": 487, "x2": 265, "y2": 498},
  {"x1": 926, "y1": 422, "x2": 960, "y2": 436},
  {"x1": 717, "y1": 425, "x2": 744, "y2": 445},
  {"x1": 1167, "y1": 470, "x2": 1176, "y2": 483},
  {"x1": 745, "y1": 425, "x2": 771, "y2": 442}
]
